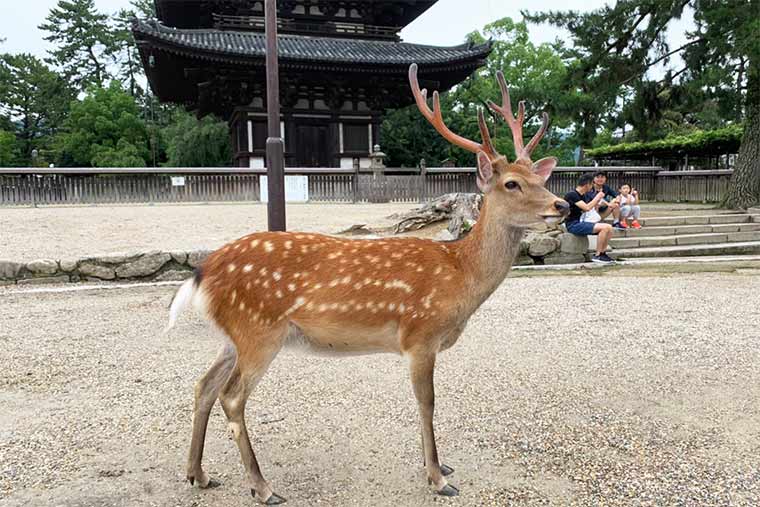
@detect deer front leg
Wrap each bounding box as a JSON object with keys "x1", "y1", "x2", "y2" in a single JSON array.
[
  {"x1": 187, "y1": 343, "x2": 236, "y2": 488},
  {"x1": 409, "y1": 352, "x2": 459, "y2": 496}
]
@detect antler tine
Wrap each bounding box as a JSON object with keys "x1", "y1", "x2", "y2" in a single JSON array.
[
  {"x1": 477, "y1": 108, "x2": 496, "y2": 156},
  {"x1": 487, "y1": 71, "x2": 525, "y2": 158},
  {"x1": 409, "y1": 63, "x2": 490, "y2": 156},
  {"x1": 523, "y1": 112, "x2": 550, "y2": 158}
]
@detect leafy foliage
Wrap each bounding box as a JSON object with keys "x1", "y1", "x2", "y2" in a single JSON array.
[
  {"x1": 586, "y1": 124, "x2": 743, "y2": 158},
  {"x1": 39, "y1": 0, "x2": 119, "y2": 91},
  {"x1": 162, "y1": 110, "x2": 231, "y2": 167},
  {"x1": 55, "y1": 83, "x2": 149, "y2": 167},
  {"x1": 0, "y1": 53, "x2": 74, "y2": 162},
  {"x1": 0, "y1": 130, "x2": 21, "y2": 166}
]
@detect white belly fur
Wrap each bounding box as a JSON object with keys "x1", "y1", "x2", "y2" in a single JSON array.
[{"x1": 284, "y1": 320, "x2": 401, "y2": 356}]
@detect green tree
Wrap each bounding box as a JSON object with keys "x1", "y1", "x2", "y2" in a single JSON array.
[
  {"x1": 55, "y1": 82, "x2": 149, "y2": 167},
  {"x1": 526, "y1": 0, "x2": 760, "y2": 208},
  {"x1": 162, "y1": 110, "x2": 231, "y2": 167},
  {"x1": 39, "y1": 0, "x2": 119, "y2": 91},
  {"x1": 381, "y1": 17, "x2": 572, "y2": 167},
  {"x1": 113, "y1": 0, "x2": 156, "y2": 98},
  {"x1": 0, "y1": 53, "x2": 73, "y2": 162},
  {"x1": 0, "y1": 130, "x2": 21, "y2": 166}
]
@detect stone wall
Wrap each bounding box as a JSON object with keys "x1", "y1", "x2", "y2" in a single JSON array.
[{"x1": 0, "y1": 231, "x2": 591, "y2": 285}]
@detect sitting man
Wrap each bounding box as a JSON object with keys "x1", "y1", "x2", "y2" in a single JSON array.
[
  {"x1": 585, "y1": 171, "x2": 624, "y2": 229},
  {"x1": 564, "y1": 173, "x2": 615, "y2": 264}
]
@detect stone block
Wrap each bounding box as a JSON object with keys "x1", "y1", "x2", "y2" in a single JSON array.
[
  {"x1": 26, "y1": 259, "x2": 59, "y2": 275},
  {"x1": 609, "y1": 238, "x2": 639, "y2": 249},
  {"x1": 676, "y1": 234, "x2": 727, "y2": 246},
  {"x1": 59, "y1": 259, "x2": 79, "y2": 272},
  {"x1": 727, "y1": 231, "x2": 760, "y2": 242},
  {"x1": 18, "y1": 275, "x2": 70, "y2": 285},
  {"x1": 187, "y1": 250, "x2": 213, "y2": 268},
  {"x1": 543, "y1": 252, "x2": 586, "y2": 265},
  {"x1": 153, "y1": 269, "x2": 193, "y2": 282},
  {"x1": 708, "y1": 214, "x2": 750, "y2": 224},
  {"x1": 170, "y1": 251, "x2": 188, "y2": 265},
  {"x1": 116, "y1": 251, "x2": 171, "y2": 278},
  {"x1": 639, "y1": 236, "x2": 677, "y2": 247},
  {"x1": 78, "y1": 262, "x2": 116, "y2": 280},
  {"x1": 91, "y1": 254, "x2": 131, "y2": 264},
  {"x1": 0, "y1": 260, "x2": 24, "y2": 280},
  {"x1": 710, "y1": 224, "x2": 740, "y2": 233},
  {"x1": 559, "y1": 233, "x2": 589, "y2": 254},
  {"x1": 513, "y1": 255, "x2": 534, "y2": 266}
]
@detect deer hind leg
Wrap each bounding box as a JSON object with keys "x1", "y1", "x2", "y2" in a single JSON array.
[
  {"x1": 409, "y1": 351, "x2": 458, "y2": 497},
  {"x1": 219, "y1": 326, "x2": 287, "y2": 505},
  {"x1": 186, "y1": 342, "x2": 237, "y2": 488},
  {"x1": 420, "y1": 429, "x2": 454, "y2": 477}
]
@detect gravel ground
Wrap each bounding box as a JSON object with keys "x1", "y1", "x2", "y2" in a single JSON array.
[
  {"x1": 0, "y1": 202, "x2": 728, "y2": 263},
  {"x1": 0, "y1": 203, "x2": 410, "y2": 262},
  {"x1": 1, "y1": 271, "x2": 759, "y2": 506}
]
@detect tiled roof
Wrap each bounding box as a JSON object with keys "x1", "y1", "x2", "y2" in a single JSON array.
[{"x1": 132, "y1": 20, "x2": 492, "y2": 67}]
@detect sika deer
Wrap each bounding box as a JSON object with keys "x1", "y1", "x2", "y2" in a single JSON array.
[{"x1": 167, "y1": 63, "x2": 569, "y2": 504}]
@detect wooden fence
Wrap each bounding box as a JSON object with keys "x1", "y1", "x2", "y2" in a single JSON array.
[{"x1": 0, "y1": 166, "x2": 733, "y2": 206}]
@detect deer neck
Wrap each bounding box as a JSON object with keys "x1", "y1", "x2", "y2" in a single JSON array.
[{"x1": 452, "y1": 196, "x2": 525, "y2": 311}]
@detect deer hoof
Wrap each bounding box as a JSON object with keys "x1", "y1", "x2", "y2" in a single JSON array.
[
  {"x1": 437, "y1": 484, "x2": 460, "y2": 497},
  {"x1": 252, "y1": 490, "x2": 287, "y2": 505},
  {"x1": 440, "y1": 464, "x2": 455, "y2": 476}
]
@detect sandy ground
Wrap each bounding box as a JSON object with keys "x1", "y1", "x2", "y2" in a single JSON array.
[
  {"x1": 0, "y1": 203, "x2": 411, "y2": 262},
  {"x1": 1, "y1": 271, "x2": 759, "y2": 506},
  {"x1": 0, "y1": 202, "x2": 728, "y2": 263}
]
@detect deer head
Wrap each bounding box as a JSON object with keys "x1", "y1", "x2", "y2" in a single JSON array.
[{"x1": 409, "y1": 64, "x2": 568, "y2": 227}]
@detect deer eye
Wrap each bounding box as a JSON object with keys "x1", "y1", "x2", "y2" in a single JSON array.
[{"x1": 505, "y1": 181, "x2": 520, "y2": 191}]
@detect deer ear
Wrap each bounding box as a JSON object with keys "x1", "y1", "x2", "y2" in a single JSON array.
[
  {"x1": 532, "y1": 157, "x2": 557, "y2": 182},
  {"x1": 476, "y1": 151, "x2": 495, "y2": 192}
]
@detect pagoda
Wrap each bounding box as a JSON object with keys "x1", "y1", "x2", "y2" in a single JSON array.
[{"x1": 133, "y1": 1, "x2": 492, "y2": 167}]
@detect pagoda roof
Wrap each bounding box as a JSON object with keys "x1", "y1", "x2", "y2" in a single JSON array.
[{"x1": 132, "y1": 20, "x2": 492, "y2": 68}]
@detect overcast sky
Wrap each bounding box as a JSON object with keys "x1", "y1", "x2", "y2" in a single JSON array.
[{"x1": 1, "y1": 0, "x2": 690, "y2": 72}]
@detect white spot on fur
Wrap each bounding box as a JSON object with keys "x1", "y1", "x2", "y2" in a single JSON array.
[
  {"x1": 251, "y1": 239, "x2": 260, "y2": 249},
  {"x1": 230, "y1": 290, "x2": 237, "y2": 304},
  {"x1": 385, "y1": 279, "x2": 413, "y2": 293},
  {"x1": 264, "y1": 241, "x2": 274, "y2": 253},
  {"x1": 273, "y1": 271, "x2": 282, "y2": 281},
  {"x1": 227, "y1": 264, "x2": 236, "y2": 273},
  {"x1": 243, "y1": 264, "x2": 254, "y2": 273},
  {"x1": 288, "y1": 283, "x2": 296, "y2": 292},
  {"x1": 284, "y1": 240, "x2": 292, "y2": 250}
]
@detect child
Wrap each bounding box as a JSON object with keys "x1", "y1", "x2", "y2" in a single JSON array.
[{"x1": 618, "y1": 184, "x2": 641, "y2": 229}]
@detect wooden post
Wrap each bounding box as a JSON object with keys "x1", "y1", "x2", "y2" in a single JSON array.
[
  {"x1": 352, "y1": 158, "x2": 360, "y2": 203},
  {"x1": 265, "y1": 0, "x2": 286, "y2": 231},
  {"x1": 419, "y1": 158, "x2": 427, "y2": 203}
]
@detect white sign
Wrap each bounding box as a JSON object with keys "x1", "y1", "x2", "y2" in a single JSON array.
[
  {"x1": 260, "y1": 175, "x2": 309, "y2": 203},
  {"x1": 171, "y1": 176, "x2": 186, "y2": 186}
]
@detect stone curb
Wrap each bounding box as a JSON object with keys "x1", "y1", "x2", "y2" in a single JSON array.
[
  {"x1": 0, "y1": 231, "x2": 587, "y2": 285},
  {"x1": 0, "y1": 250, "x2": 214, "y2": 286}
]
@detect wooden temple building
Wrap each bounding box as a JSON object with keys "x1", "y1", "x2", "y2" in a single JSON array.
[{"x1": 132, "y1": 0, "x2": 491, "y2": 167}]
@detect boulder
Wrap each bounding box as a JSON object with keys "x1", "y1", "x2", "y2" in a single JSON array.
[
  {"x1": 0, "y1": 261, "x2": 24, "y2": 280},
  {"x1": 187, "y1": 250, "x2": 213, "y2": 268},
  {"x1": 154, "y1": 269, "x2": 193, "y2": 282},
  {"x1": 170, "y1": 251, "x2": 188, "y2": 265},
  {"x1": 78, "y1": 262, "x2": 116, "y2": 280},
  {"x1": 59, "y1": 259, "x2": 79, "y2": 272},
  {"x1": 26, "y1": 259, "x2": 59, "y2": 275},
  {"x1": 525, "y1": 232, "x2": 560, "y2": 257},
  {"x1": 116, "y1": 251, "x2": 171, "y2": 278}
]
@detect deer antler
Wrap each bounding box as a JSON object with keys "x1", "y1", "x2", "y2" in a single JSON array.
[
  {"x1": 487, "y1": 71, "x2": 549, "y2": 162},
  {"x1": 409, "y1": 63, "x2": 497, "y2": 159}
]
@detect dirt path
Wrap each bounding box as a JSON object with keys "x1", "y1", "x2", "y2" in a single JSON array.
[{"x1": 1, "y1": 272, "x2": 758, "y2": 506}]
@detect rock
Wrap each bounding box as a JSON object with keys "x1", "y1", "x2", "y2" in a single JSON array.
[
  {"x1": 170, "y1": 251, "x2": 188, "y2": 265},
  {"x1": 116, "y1": 251, "x2": 171, "y2": 278},
  {"x1": 434, "y1": 230, "x2": 456, "y2": 242},
  {"x1": 0, "y1": 261, "x2": 24, "y2": 280},
  {"x1": 26, "y1": 259, "x2": 59, "y2": 275},
  {"x1": 59, "y1": 259, "x2": 79, "y2": 272},
  {"x1": 187, "y1": 250, "x2": 213, "y2": 268},
  {"x1": 92, "y1": 254, "x2": 131, "y2": 264},
  {"x1": 153, "y1": 269, "x2": 193, "y2": 282},
  {"x1": 525, "y1": 233, "x2": 560, "y2": 257},
  {"x1": 18, "y1": 275, "x2": 70, "y2": 285},
  {"x1": 559, "y1": 233, "x2": 590, "y2": 254},
  {"x1": 513, "y1": 255, "x2": 535, "y2": 266},
  {"x1": 78, "y1": 262, "x2": 116, "y2": 280}
]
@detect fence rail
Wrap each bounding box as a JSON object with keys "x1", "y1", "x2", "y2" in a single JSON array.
[{"x1": 0, "y1": 167, "x2": 733, "y2": 206}]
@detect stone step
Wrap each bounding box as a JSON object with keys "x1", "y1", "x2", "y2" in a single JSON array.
[
  {"x1": 638, "y1": 213, "x2": 757, "y2": 227},
  {"x1": 610, "y1": 231, "x2": 760, "y2": 249},
  {"x1": 609, "y1": 241, "x2": 760, "y2": 259},
  {"x1": 614, "y1": 222, "x2": 760, "y2": 238}
]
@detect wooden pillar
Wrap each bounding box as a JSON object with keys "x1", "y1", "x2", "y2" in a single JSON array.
[{"x1": 265, "y1": 0, "x2": 286, "y2": 231}]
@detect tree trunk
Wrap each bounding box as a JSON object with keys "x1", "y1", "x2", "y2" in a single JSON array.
[{"x1": 726, "y1": 54, "x2": 760, "y2": 209}]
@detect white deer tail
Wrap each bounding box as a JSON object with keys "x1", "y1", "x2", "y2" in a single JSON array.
[{"x1": 165, "y1": 273, "x2": 202, "y2": 333}]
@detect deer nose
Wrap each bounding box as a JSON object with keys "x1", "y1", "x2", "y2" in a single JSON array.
[{"x1": 554, "y1": 200, "x2": 570, "y2": 215}]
